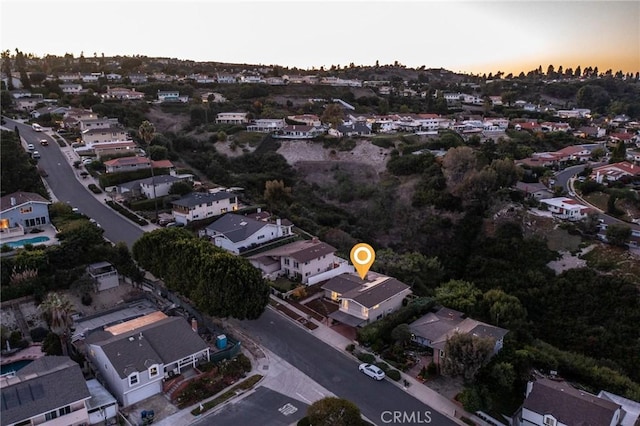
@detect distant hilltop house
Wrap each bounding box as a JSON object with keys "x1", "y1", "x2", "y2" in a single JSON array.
[
  {"x1": 246, "y1": 118, "x2": 285, "y2": 133},
  {"x1": 215, "y1": 112, "x2": 249, "y2": 125},
  {"x1": 101, "y1": 86, "x2": 145, "y2": 100},
  {"x1": 272, "y1": 125, "x2": 324, "y2": 140},
  {"x1": 157, "y1": 90, "x2": 189, "y2": 103}
]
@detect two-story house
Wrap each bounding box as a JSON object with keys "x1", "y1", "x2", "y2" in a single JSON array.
[
  {"x1": 116, "y1": 174, "x2": 188, "y2": 200},
  {"x1": 82, "y1": 127, "x2": 130, "y2": 145},
  {"x1": 0, "y1": 192, "x2": 51, "y2": 237},
  {"x1": 248, "y1": 238, "x2": 343, "y2": 284},
  {"x1": 512, "y1": 377, "x2": 624, "y2": 426},
  {"x1": 172, "y1": 191, "x2": 239, "y2": 225},
  {"x1": 246, "y1": 119, "x2": 285, "y2": 133},
  {"x1": 157, "y1": 91, "x2": 188, "y2": 103},
  {"x1": 322, "y1": 272, "x2": 412, "y2": 327},
  {"x1": 0, "y1": 356, "x2": 93, "y2": 426},
  {"x1": 60, "y1": 83, "x2": 84, "y2": 94},
  {"x1": 215, "y1": 112, "x2": 249, "y2": 125},
  {"x1": 101, "y1": 87, "x2": 145, "y2": 100},
  {"x1": 409, "y1": 307, "x2": 508, "y2": 367},
  {"x1": 84, "y1": 313, "x2": 210, "y2": 407},
  {"x1": 203, "y1": 213, "x2": 293, "y2": 254}
]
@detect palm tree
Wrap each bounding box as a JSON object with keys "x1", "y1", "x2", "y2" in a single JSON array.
[
  {"x1": 138, "y1": 120, "x2": 158, "y2": 222},
  {"x1": 39, "y1": 292, "x2": 74, "y2": 356}
]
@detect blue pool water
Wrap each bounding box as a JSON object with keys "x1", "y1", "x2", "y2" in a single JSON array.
[
  {"x1": 0, "y1": 359, "x2": 32, "y2": 375},
  {"x1": 4, "y1": 236, "x2": 50, "y2": 248}
]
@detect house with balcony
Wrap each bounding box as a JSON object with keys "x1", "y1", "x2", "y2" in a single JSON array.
[
  {"x1": 273, "y1": 125, "x2": 324, "y2": 139},
  {"x1": 246, "y1": 118, "x2": 285, "y2": 133},
  {"x1": 60, "y1": 83, "x2": 84, "y2": 95},
  {"x1": 0, "y1": 356, "x2": 93, "y2": 426},
  {"x1": 322, "y1": 272, "x2": 412, "y2": 327},
  {"x1": 88, "y1": 141, "x2": 138, "y2": 160},
  {"x1": 409, "y1": 307, "x2": 508, "y2": 368},
  {"x1": 87, "y1": 261, "x2": 119, "y2": 292},
  {"x1": 539, "y1": 197, "x2": 591, "y2": 221},
  {"x1": 203, "y1": 213, "x2": 294, "y2": 254},
  {"x1": 84, "y1": 313, "x2": 210, "y2": 407},
  {"x1": 215, "y1": 112, "x2": 249, "y2": 125},
  {"x1": 172, "y1": 191, "x2": 239, "y2": 225},
  {"x1": 101, "y1": 87, "x2": 145, "y2": 100},
  {"x1": 82, "y1": 127, "x2": 130, "y2": 145},
  {"x1": 248, "y1": 238, "x2": 346, "y2": 284},
  {"x1": 511, "y1": 377, "x2": 625, "y2": 426},
  {"x1": 79, "y1": 117, "x2": 121, "y2": 131},
  {"x1": 0, "y1": 192, "x2": 51, "y2": 238},
  {"x1": 157, "y1": 90, "x2": 188, "y2": 103}
]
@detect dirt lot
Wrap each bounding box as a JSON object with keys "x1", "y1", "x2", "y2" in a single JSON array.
[{"x1": 145, "y1": 105, "x2": 191, "y2": 133}]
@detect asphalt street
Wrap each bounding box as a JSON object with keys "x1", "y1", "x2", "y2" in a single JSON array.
[{"x1": 241, "y1": 309, "x2": 459, "y2": 426}]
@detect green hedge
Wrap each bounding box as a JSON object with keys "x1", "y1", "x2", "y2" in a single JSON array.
[
  {"x1": 88, "y1": 184, "x2": 102, "y2": 194},
  {"x1": 356, "y1": 352, "x2": 376, "y2": 364},
  {"x1": 105, "y1": 200, "x2": 149, "y2": 226},
  {"x1": 386, "y1": 369, "x2": 401, "y2": 381}
]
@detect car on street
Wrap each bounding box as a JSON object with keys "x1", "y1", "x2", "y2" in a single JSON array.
[
  {"x1": 359, "y1": 363, "x2": 385, "y2": 381},
  {"x1": 40, "y1": 139, "x2": 49, "y2": 146},
  {"x1": 32, "y1": 150, "x2": 41, "y2": 159},
  {"x1": 27, "y1": 143, "x2": 35, "y2": 151},
  {"x1": 82, "y1": 158, "x2": 94, "y2": 165}
]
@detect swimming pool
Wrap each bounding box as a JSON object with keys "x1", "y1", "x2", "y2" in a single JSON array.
[
  {"x1": 0, "y1": 359, "x2": 32, "y2": 376},
  {"x1": 3, "y1": 236, "x2": 50, "y2": 248}
]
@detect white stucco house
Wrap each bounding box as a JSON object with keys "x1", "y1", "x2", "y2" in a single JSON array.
[
  {"x1": 171, "y1": 191, "x2": 239, "y2": 225},
  {"x1": 203, "y1": 213, "x2": 294, "y2": 254},
  {"x1": 539, "y1": 197, "x2": 590, "y2": 221}
]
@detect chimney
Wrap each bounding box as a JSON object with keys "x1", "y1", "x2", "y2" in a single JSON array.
[
  {"x1": 191, "y1": 318, "x2": 198, "y2": 333},
  {"x1": 276, "y1": 218, "x2": 281, "y2": 226},
  {"x1": 10, "y1": 197, "x2": 16, "y2": 206},
  {"x1": 311, "y1": 236, "x2": 319, "y2": 243}
]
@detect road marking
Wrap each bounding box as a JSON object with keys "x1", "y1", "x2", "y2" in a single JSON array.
[
  {"x1": 295, "y1": 392, "x2": 311, "y2": 404},
  {"x1": 314, "y1": 389, "x2": 325, "y2": 397},
  {"x1": 278, "y1": 403, "x2": 298, "y2": 416}
]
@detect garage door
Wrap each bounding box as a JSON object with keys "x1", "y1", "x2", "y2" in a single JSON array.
[{"x1": 124, "y1": 381, "x2": 162, "y2": 407}]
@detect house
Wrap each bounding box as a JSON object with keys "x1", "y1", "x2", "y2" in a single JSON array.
[
  {"x1": 574, "y1": 126, "x2": 606, "y2": 139},
  {"x1": 0, "y1": 356, "x2": 93, "y2": 426},
  {"x1": 85, "y1": 379, "x2": 119, "y2": 425},
  {"x1": 157, "y1": 90, "x2": 188, "y2": 103},
  {"x1": 201, "y1": 92, "x2": 226, "y2": 103},
  {"x1": 30, "y1": 105, "x2": 69, "y2": 119},
  {"x1": 540, "y1": 122, "x2": 571, "y2": 132},
  {"x1": 216, "y1": 74, "x2": 238, "y2": 84},
  {"x1": 409, "y1": 307, "x2": 508, "y2": 367},
  {"x1": 323, "y1": 272, "x2": 412, "y2": 327},
  {"x1": 591, "y1": 161, "x2": 640, "y2": 182},
  {"x1": 9, "y1": 89, "x2": 32, "y2": 99},
  {"x1": 104, "y1": 156, "x2": 152, "y2": 173},
  {"x1": 0, "y1": 192, "x2": 51, "y2": 237},
  {"x1": 330, "y1": 122, "x2": 372, "y2": 137},
  {"x1": 128, "y1": 73, "x2": 148, "y2": 84},
  {"x1": 82, "y1": 127, "x2": 130, "y2": 145},
  {"x1": 287, "y1": 114, "x2": 322, "y2": 127},
  {"x1": 89, "y1": 141, "x2": 138, "y2": 159},
  {"x1": 248, "y1": 238, "x2": 347, "y2": 284},
  {"x1": 60, "y1": 83, "x2": 84, "y2": 94},
  {"x1": 203, "y1": 213, "x2": 294, "y2": 254},
  {"x1": 14, "y1": 97, "x2": 43, "y2": 111},
  {"x1": 84, "y1": 314, "x2": 210, "y2": 407},
  {"x1": 116, "y1": 174, "x2": 188, "y2": 200},
  {"x1": 553, "y1": 145, "x2": 592, "y2": 162},
  {"x1": 87, "y1": 261, "x2": 119, "y2": 292},
  {"x1": 101, "y1": 87, "x2": 145, "y2": 100},
  {"x1": 215, "y1": 112, "x2": 249, "y2": 124},
  {"x1": 512, "y1": 378, "x2": 623, "y2": 426},
  {"x1": 597, "y1": 391, "x2": 640, "y2": 426},
  {"x1": 273, "y1": 125, "x2": 323, "y2": 139},
  {"x1": 515, "y1": 181, "x2": 553, "y2": 200},
  {"x1": 539, "y1": 197, "x2": 591, "y2": 221},
  {"x1": 557, "y1": 108, "x2": 591, "y2": 118},
  {"x1": 626, "y1": 149, "x2": 640, "y2": 165},
  {"x1": 172, "y1": 191, "x2": 239, "y2": 225},
  {"x1": 246, "y1": 119, "x2": 285, "y2": 133},
  {"x1": 515, "y1": 121, "x2": 542, "y2": 132},
  {"x1": 79, "y1": 117, "x2": 121, "y2": 132}
]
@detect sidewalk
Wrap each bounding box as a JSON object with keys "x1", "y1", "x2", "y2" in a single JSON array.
[{"x1": 270, "y1": 295, "x2": 489, "y2": 426}]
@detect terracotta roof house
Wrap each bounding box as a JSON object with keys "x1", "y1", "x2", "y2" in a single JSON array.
[
  {"x1": 512, "y1": 378, "x2": 623, "y2": 426},
  {"x1": 409, "y1": 307, "x2": 508, "y2": 367},
  {"x1": 84, "y1": 315, "x2": 210, "y2": 407},
  {"x1": 0, "y1": 356, "x2": 93, "y2": 426},
  {"x1": 203, "y1": 213, "x2": 294, "y2": 254},
  {"x1": 248, "y1": 238, "x2": 351, "y2": 284},
  {"x1": 539, "y1": 197, "x2": 591, "y2": 221},
  {"x1": 323, "y1": 272, "x2": 412, "y2": 327},
  {"x1": 591, "y1": 161, "x2": 640, "y2": 182}
]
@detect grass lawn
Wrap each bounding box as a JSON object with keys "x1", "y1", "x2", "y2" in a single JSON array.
[
  {"x1": 582, "y1": 191, "x2": 609, "y2": 211},
  {"x1": 270, "y1": 277, "x2": 297, "y2": 292}
]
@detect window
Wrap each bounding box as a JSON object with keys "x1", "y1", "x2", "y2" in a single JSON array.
[
  {"x1": 59, "y1": 406, "x2": 71, "y2": 416},
  {"x1": 220, "y1": 208, "x2": 227, "y2": 213},
  {"x1": 293, "y1": 261, "x2": 299, "y2": 269},
  {"x1": 283, "y1": 258, "x2": 290, "y2": 266},
  {"x1": 149, "y1": 365, "x2": 159, "y2": 378},
  {"x1": 544, "y1": 416, "x2": 557, "y2": 426},
  {"x1": 439, "y1": 350, "x2": 445, "y2": 358},
  {"x1": 129, "y1": 373, "x2": 139, "y2": 386},
  {"x1": 257, "y1": 235, "x2": 265, "y2": 240},
  {"x1": 45, "y1": 410, "x2": 58, "y2": 421}
]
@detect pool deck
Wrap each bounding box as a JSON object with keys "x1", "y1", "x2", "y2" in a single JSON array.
[
  {"x1": 0, "y1": 344, "x2": 45, "y2": 365},
  {"x1": 0, "y1": 225, "x2": 59, "y2": 249}
]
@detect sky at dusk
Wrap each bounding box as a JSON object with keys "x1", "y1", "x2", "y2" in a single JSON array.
[{"x1": 2, "y1": 0, "x2": 639, "y2": 75}]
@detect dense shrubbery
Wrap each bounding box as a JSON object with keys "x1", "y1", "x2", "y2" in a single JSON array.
[{"x1": 105, "y1": 200, "x2": 149, "y2": 225}]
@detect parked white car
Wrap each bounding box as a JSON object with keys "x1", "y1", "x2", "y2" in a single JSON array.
[
  {"x1": 359, "y1": 363, "x2": 385, "y2": 381},
  {"x1": 27, "y1": 143, "x2": 35, "y2": 151}
]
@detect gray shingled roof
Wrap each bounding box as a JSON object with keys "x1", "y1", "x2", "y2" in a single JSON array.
[
  {"x1": 342, "y1": 278, "x2": 410, "y2": 308},
  {"x1": 322, "y1": 273, "x2": 364, "y2": 294},
  {"x1": 87, "y1": 317, "x2": 208, "y2": 379},
  {"x1": 205, "y1": 213, "x2": 267, "y2": 243},
  {"x1": 172, "y1": 191, "x2": 236, "y2": 208},
  {"x1": 118, "y1": 175, "x2": 181, "y2": 191},
  {"x1": 1, "y1": 356, "x2": 91, "y2": 426},
  {"x1": 0, "y1": 191, "x2": 50, "y2": 212},
  {"x1": 523, "y1": 378, "x2": 621, "y2": 425}
]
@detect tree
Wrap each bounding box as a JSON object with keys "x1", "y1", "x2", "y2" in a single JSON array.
[
  {"x1": 482, "y1": 289, "x2": 528, "y2": 333},
  {"x1": 609, "y1": 141, "x2": 626, "y2": 163},
  {"x1": 441, "y1": 146, "x2": 478, "y2": 195},
  {"x1": 306, "y1": 397, "x2": 362, "y2": 426},
  {"x1": 169, "y1": 181, "x2": 193, "y2": 196},
  {"x1": 321, "y1": 103, "x2": 344, "y2": 128},
  {"x1": 391, "y1": 324, "x2": 412, "y2": 346},
  {"x1": 441, "y1": 332, "x2": 494, "y2": 382},
  {"x1": 435, "y1": 280, "x2": 481, "y2": 313},
  {"x1": 263, "y1": 179, "x2": 292, "y2": 212},
  {"x1": 148, "y1": 145, "x2": 168, "y2": 161},
  {"x1": 138, "y1": 121, "x2": 158, "y2": 221},
  {"x1": 490, "y1": 362, "x2": 516, "y2": 389},
  {"x1": 606, "y1": 224, "x2": 631, "y2": 247},
  {"x1": 1, "y1": 50, "x2": 13, "y2": 90},
  {"x1": 38, "y1": 292, "x2": 74, "y2": 356}
]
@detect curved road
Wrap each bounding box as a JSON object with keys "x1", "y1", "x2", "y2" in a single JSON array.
[{"x1": 5, "y1": 118, "x2": 146, "y2": 248}]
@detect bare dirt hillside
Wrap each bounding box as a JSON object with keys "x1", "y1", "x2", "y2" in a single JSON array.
[{"x1": 145, "y1": 105, "x2": 191, "y2": 133}]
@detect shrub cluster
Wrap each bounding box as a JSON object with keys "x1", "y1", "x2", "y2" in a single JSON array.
[{"x1": 105, "y1": 200, "x2": 149, "y2": 226}]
